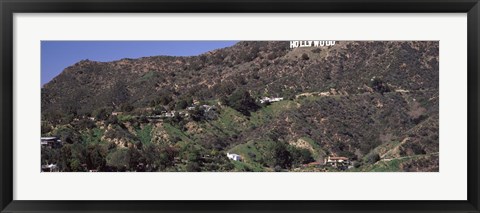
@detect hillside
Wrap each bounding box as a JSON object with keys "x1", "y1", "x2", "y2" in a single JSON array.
[{"x1": 41, "y1": 41, "x2": 439, "y2": 172}]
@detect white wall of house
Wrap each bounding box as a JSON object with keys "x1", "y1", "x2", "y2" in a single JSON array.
[{"x1": 227, "y1": 153, "x2": 241, "y2": 161}]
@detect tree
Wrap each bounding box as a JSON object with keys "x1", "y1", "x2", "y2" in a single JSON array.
[
  {"x1": 370, "y1": 77, "x2": 390, "y2": 94},
  {"x1": 86, "y1": 144, "x2": 107, "y2": 170},
  {"x1": 190, "y1": 106, "x2": 205, "y2": 122},
  {"x1": 157, "y1": 146, "x2": 177, "y2": 170},
  {"x1": 56, "y1": 143, "x2": 86, "y2": 172},
  {"x1": 71, "y1": 143, "x2": 86, "y2": 167},
  {"x1": 218, "y1": 82, "x2": 235, "y2": 96},
  {"x1": 41, "y1": 146, "x2": 60, "y2": 165},
  {"x1": 54, "y1": 126, "x2": 81, "y2": 144},
  {"x1": 106, "y1": 148, "x2": 129, "y2": 171},
  {"x1": 73, "y1": 118, "x2": 96, "y2": 130},
  {"x1": 288, "y1": 146, "x2": 314, "y2": 166},
  {"x1": 187, "y1": 148, "x2": 201, "y2": 162},
  {"x1": 41, "y1": 122, "x2": 52, "y2": 135},
  {"x1": 120, "y1": 103, "x2": 134, "y2": 112},
  {"x1": 158, "y1": 93, "x2": 173, "y2": 106},
  {"x1": 152, "y1": 106, "x2": 166, "y2": 115},
  {"x1": 264, "y1": 141, "x2": 293, "y2": 169},
  {"x1": 142, "y1": 144, "x2": 160, "y2": 171},
  {"x1": 365, "y1": 152, "x2": 381, "y2": 164},
  {"x1": 43, "y1": 108, "x2": 65, "y2": 126},
  {"x1": 127, "y1": 146, "x2": 143, "y2": 170},
  {"x1": 186, "y1": 162, "x2": 201, "y2": 172},
  {"x1": 208, "y1": 137, "x2": 228, "y2": 151},
  {"x1": 175, "y1": 99, "x2": 189, "y2": 110},
  {"x1": 141, "y1": 143, "x2": 178, "y2": 171},
  {"x1": 58, "y1": 145, "x2": 73, "y2": 171},
  {"x1": 93, "y1": 107, "x2": 111, "y2": 120},
  {"x1": 225, "y1": 89, "x2": 260, "y2": 116},
  {"x1": 105, "y1": 115, "x2": 119, "y2": 126}
]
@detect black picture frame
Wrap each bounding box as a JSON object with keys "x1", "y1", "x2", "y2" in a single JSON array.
[{"x1": 1, "y1": 0, "x2": 479, "y2": 212}]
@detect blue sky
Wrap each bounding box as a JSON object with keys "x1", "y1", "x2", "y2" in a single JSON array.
[{"x1": 41, "y1": 41, "x2": 238, "y2": 85}]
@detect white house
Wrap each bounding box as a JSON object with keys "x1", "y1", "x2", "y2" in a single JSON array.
[
  {"x1": 202, "y1": 105, "x2": 216, "y2": 112},
  {"x1": 111, "y1": 112, "x2": 123, "y2": 116},
  {"x1": 41, "y1": 163, "x2": 59, "y2": 172},
  {"x1": 41, "y1": 137, "x2": 61, "y2": 147},
  {"x1": 227, "y1": 153, "x2": 242, "y2": 161},
  {"x1": 164, "y1": 111, "x2": 176, "y2": 118},
  {"x1": 324, "y1": 156, "x2": 350, "y2": 168},
  {"x1": 259, "y1": 97, "x2": 284, "y2": 104}
]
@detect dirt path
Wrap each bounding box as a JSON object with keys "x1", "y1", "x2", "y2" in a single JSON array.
[{"x1": 381, "y1": 152, "x2": 439, "y2": 162}]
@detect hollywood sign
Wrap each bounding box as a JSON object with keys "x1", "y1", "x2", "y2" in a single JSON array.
[{"x1": 290, "y1": 41, "x2": 336, "y2": 49}]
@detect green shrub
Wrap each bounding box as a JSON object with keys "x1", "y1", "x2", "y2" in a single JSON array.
[{"x1": 366, "y1": 153, "x2": 381, "y2": 164}]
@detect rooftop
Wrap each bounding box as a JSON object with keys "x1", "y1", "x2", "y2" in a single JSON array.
[
  {"x1": 41, "y1": 137, "x2": 58, "y2": 140},
  {"x1": 329, "y1": 157, "x2": 349, "y2": 160}
]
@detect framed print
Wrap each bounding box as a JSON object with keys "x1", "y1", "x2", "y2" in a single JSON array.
[{"x1": 1, "y1": 0, "x2": 479, "y2": 212}]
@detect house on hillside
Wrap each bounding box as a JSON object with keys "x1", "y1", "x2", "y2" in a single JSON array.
[
  {"x1": 41, "y1": 164, "x2": 59, "y2": 172},
  {"x1": 111, "y1": 112, "x2": 123, "y2": 116},
  {"x1": 202, "y1": 105, "x2": 216, "y2": 112},
  {"x1": 202, "y1": 105, "x2": 218, "y2": 119},
  {"x1": 187, "y1": 105, "x2": 216, "y2": 112},
  {"x1": 164, "y1": 111, "x2": 176, "y2": 118},
  {"x1": 41, "y1": 137, "x2": 62, "y2": 148},
  {"x1": 147, "y1": 115, "x2": 162, "y2": 119},
  {"x1": 324, "y1": 156, "x2": 350, "y2": 168},
  {"x1": 259, "y1": 97, "x2": 284, "y2": 104},
  {"x1": 227, "y1": 153, "x2": 242, "y2": 161}
]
